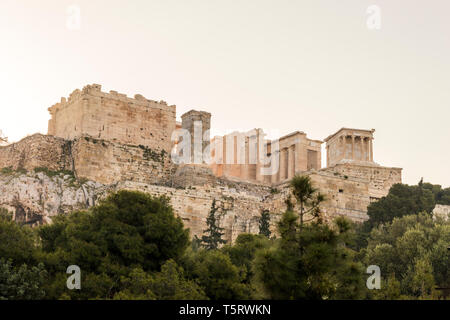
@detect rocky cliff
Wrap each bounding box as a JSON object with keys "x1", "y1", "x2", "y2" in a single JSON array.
[
  {"x1": 0, "y1": 132, "x2": 400, "y2": 242},
  {"x1": 0, "y1": 169, "x2": 109, "y2": 226},
  {"x1": 0, "y1": 167, "x2": 279, "y2": 242}
]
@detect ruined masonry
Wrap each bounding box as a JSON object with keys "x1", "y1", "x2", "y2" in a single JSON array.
[{"x1": 0, "y1": 84, "x2": 402, "y2": 242}]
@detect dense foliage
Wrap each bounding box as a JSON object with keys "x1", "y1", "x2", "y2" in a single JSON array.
[
  {"x1": 0, "y1": 179, "x2": 448, "y2": 300},
  {"x1": 0, "y1": 259, "x2": 47, "y2": 300},
  {"x1": 253, "y1": 212, "x2": 364, "y2": 299},
  {"x1": 360, "y1": 212, "x2": 449, "y2": 299},
  {"x1": 365, "y1": 180, "x2": 450, "y2": 230},
  {"x1": 38, "y1": 191, "x2": 190, "y2": 299}
]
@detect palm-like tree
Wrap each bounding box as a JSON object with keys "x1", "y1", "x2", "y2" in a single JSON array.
[{"x1": 289, "y1": 175, "x2": 325, "y2": 227}]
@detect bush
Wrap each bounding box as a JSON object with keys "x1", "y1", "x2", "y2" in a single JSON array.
[
  {"x1": 0, "y1": 259, "x2": 47, "y2": 300},
  {"x1": 38, "y1": 190, "x2": 190, "y2": 299}
]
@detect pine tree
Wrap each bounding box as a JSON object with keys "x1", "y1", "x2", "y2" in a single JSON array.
[
  {"x1": 259, "y1": 210, "x2": 271, "y2": 238},
  {"x1": 191, "y1": 235, "x2": 202, "y2": 252},
  {"x1": 289, "y1": 175, "x2": 325, "y2": 227},
  {"x1": 201, "y1": 199, "x2": 226, "y2": 250}
]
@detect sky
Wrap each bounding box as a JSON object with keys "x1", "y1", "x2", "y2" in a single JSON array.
[{"x1": 0, "y1": 0, "x2": 449, "y2": 187}]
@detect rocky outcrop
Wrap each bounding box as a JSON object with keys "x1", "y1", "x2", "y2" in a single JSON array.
[
  {"x1": 0, "y1": 169, "x2": 277, "y2": 242},
  {"x1": 433, "y1": 204, "x2": 450, "y2": 221},
  {"x1": 0, "y1": 134, "x2": 73, "y2": 173},
  {"x1": 0, "y1": 170, "x2": 109, "y2": 226},
  {"x1": 0, "y1": 134, "x2": 176, "y2": 186},
  {"x1": 0, "y1": 134, "x2": 401, "y2": 241}
]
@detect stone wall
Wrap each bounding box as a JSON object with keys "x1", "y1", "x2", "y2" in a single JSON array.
[
  {"x1": 48, "y1": 84, "x2": 176, "y2": 152},
  {"x1": 309, "y1": 171, "x2": 371, "y2": 222},
  {"x1": 71, "y1": 136, "x2": 175, "y2": 185},
  {"x1": 0, "y1": 154, "x2": 399, "y2": 242},
  {"x1": 0, "y1": 164, "x2": 377, "y2": 241},
  {"x1": 0, "y1": 82, "x2": 407, "y2": 243},
  {"x1": 0, "y1": 169, "x2": 275, "y2": 242},
  {"x1": 117, "y1": 181, "x2": 275, "y2": 243},
  {"x1": 0, "y1": 134, "x2": 176, "y2": 186},
  {"x1": 0, "y1": 134, "x2": 73, "y2": 172},
  {"x1": 0, "y1": 133, "x2": 403, "y2": 240},
  {"x1": 267, "y1": 171, "x2": 371, "y2": 223},
  {"x1": 330, "y1": 163, "x2": 402, "y2": 199}
]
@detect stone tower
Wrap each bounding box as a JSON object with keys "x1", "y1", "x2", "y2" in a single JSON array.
[
  {"x1": 181, "y1": 110, "x2": 211, "y2": 164},
  {"x1": 47, "y1": 84, "x2": 176, "y2": 152},
  {"x1": 324, "y1": 128, "x2": 375, "y2": 167}
]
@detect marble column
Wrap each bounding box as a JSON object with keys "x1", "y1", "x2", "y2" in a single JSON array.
[
  {"x1": 222, "y1": 136, "x2": 227, "y2": 175},
  {"x1": 288, "y1": 145, "x2": 295, "y2": 179},
  {"x1": 351, "y1": 135, "x2": 355, "y2": 160},
  {"x1": 370, "y1": 138, "x2": 374, "y2": 162},
  {"x1": 255, "y1": 134, "x2": 264, "y2": 182},
  {"x1": 279, "y1": 148, "x2": 287, "y2": 181},
  {"x1": 271, "y1": 149, "x2": 280, "y2": 184},
  {"x1": 241, "y1": 137, "x2": 249, "y2": 180},
  {"x1": 326, "y1": 145, "x2": 330, "y2": 167},
  {"x1": 364, "y1": 138, "x2": 369, "y2": 161},
  {"x1": 359, "y1": 136, "x2": 364, "y2": 160}
]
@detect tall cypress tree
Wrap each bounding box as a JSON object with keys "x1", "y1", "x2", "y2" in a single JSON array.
[
  {"x1": 259, "y1": 210, "x2": 271, "y2": 238},
  {"x1": 201, "y1": 199, "x2": 226, "y2": 250}
]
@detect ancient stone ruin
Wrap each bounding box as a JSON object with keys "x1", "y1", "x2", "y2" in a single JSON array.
[{"x1": 0, "y1": 84, "x2": 403, "y2": 242}]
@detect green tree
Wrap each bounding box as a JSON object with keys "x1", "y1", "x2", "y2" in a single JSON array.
[
  {"x1": 411, "y1": 257, "x2": 435, "y2": 299},
  {"x1": 191, "y1": 235, "x2": 202, "y2": 252},
  {"x1": 0, "y1": 211, "x2": 37, "y2": 265},
  {"x1": 201, "y1": 200, "x2": 226, "y2": 250},
  {"x1": 361, "y1": 212, "x2": 449, "y2": 299},
  {"x1": 221, "y1": 234, "x2": 271, "y2": 298},
  {"x1": 364, "y1": 181, "x2": 435, "y2": 230},
  {"x1": 253, "y1": 211, "x2": 364, "y2": 300},
  {"x1": 38, "y1": 190, "x2": 190, "y2": 299},
  {"x1": 114, "y1": 260, "x2": 207, "y2": 300},
  {"x1": 182, "y1": 249, "x2": 250, "y2": 300},
  {"x1": 114, "y1": 268, "x2": 156, "y2": 300},
  {"x1": 0, "y1": 259, "x2": 47, "y2": 300},
  {"x1": 371, "y1": 273, "x2": 403, "y2": 300},
  {"x1": 258, "y1": 210, "x2": 271, "y2": 238},
  {"x1": 421, "y1": 182, "x2": 450, "y2": 205},
  {"x1": 0, "y1": 208, "x2": 12, "y2": 220},
  {"x1": 289, "y1": 175, "x2": 325, "y2": 227},
  {"x1": 435, "y1": 188, "x2": 450, "y2": 205}
]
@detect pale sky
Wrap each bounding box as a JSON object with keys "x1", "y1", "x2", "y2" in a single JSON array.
[{"x1": 0, "y1": 0, "x2": 449, "y2": 187}]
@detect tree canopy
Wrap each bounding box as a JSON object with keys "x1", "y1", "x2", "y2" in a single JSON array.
[
  {"x1": 253, "y1": 211, "x2": 364, "y2": 300},
  {"x1": 38, "y1": 190, "x2": 190, "y2": 299},
  {"x1": 365, "y1": 180, "x2": 449, "y2": 230},
  {"x1": 0, "y1": 181, "x2": 448, "y2": 300},
  {"x1": 361, "y1": 212, "x2": 449, "y2": 299}
]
